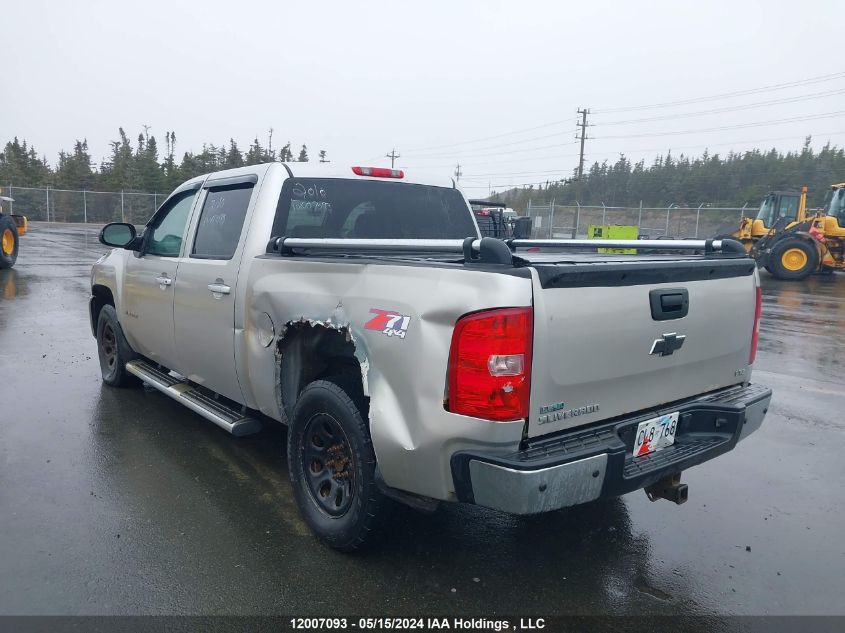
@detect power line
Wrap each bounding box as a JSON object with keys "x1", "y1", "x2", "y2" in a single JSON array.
[
  {"x1": 403, "y1": 71, "x2": 845, "y2": 155},
  {"x1": 597, "y1": 110, "x2": 845, "y2": 139},
  {"x1": 403, "y1": 123, "x2": 575, "y2": 153},
  {"x1": 596, "y1": 87, "x2": 845, "y2": 126},
  {"x1": 592, "y1": 70, "x2": 845, "y2": 113},
  {"x1": 402, "y1": 130, "x2": 845, "y2": 172},
  {"x1": 402, "y1": 129, "x2": 578, "y2": 159},
  {"x1": 463, "y1": 168, "x2": 574, "y2": 178},
  {"x1": 402, "y1": 139, "x2": 580, "y2": 162}
]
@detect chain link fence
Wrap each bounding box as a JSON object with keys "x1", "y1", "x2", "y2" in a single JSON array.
[
  {"x1": 1, "y1": 185, "x2": 163, "y2": 225},
  {"x1": 1, "y1": 184, "x2": 754, "y2": 241},
  {"x1": 526, "y1": 199, "x2": 754, "y2": 239}
]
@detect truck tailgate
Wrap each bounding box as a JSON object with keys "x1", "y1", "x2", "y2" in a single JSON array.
[{"x1": 527, "y1": 257, "x2": 758, "y2": 438}]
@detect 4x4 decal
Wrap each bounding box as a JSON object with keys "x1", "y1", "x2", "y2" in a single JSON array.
[{"x1": 365, "y1": 308, "x2": 411, "y2": 339}]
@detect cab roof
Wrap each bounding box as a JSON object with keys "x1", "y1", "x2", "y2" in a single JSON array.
[
  {"x1": 174, "y1": 162, "x2": 460, "y2": 198},
  {"x1": 282, "y1": 162, "x2": 456, "y2": 189}
]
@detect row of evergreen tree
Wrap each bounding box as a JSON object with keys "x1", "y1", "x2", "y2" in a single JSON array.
[
  {"x1": 3, "y1": 130, "x2": 843, "y2": 209},
  {"x1": 493, "y1": 138, "x2": 845, "y2": 210},
  {"x1": 0, "y1": 128, "x2": 327, "y2": 194}
]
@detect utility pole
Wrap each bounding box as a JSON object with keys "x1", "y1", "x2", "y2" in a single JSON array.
[
  {"x1": 386, "y1": 148, "x2": 400, "y2": 168},
  {"x1": 573, "y1": 108, "x2": 590, "y2": 237},
  {"x1": 454, "y1": 163, "x2": 462, "y2": 183},
  {"x1": 575, "y1": 108, "x2": 590, "y2": 187}
]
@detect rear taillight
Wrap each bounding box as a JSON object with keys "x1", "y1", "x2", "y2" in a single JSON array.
[
  {"x1": 446, "y1": 307, "x2": 533, "y2": 421},
  {"x1": 749, "y1": 286, "x2": 762, "y2": 364},
  {"x1": 352, "y1": 166, "x2": 404, "y2": 178}
]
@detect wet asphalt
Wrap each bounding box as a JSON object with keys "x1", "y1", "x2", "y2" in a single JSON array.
[{"x1": 0, "y1": 223, "x2": 843, "y2": 617}]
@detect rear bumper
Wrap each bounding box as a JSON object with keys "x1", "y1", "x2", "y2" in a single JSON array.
[{"x1": 450, "y1": 383, "x2": 771, "y2": 514}]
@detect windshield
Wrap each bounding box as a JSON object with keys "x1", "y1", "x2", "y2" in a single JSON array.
[
  {"x1": 271, "y1": 178, "x2": 478, "y2": 240},
  {"x1": 755, "y1": 195, "x2": 777, "y2": 226},
  {"x1": 756, "y1": 193, "x2": 799, "y2": 226},
  {"x1": 824, "y1": 188, "x2": 845, "y2": 221}
]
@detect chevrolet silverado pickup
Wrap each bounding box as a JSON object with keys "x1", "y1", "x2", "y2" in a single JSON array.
[{"x1": 91, "y1": 162, "x2": 771, "y2": 551}]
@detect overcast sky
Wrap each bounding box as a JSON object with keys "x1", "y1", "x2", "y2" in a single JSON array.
[{"x1": 4, "y1": 0, "x2": 845, "y2": 194}]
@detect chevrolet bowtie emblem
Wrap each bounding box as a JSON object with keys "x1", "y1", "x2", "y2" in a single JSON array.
[{"x1": 650, "y1": 332, "x2": 686, "y2": 356}]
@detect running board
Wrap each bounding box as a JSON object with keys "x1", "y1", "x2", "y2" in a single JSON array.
[{"x1": 125, "y1": 359, "x2": 262, "y2": 437}]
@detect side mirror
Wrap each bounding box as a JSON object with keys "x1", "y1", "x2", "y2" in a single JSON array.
[{"x1": 99, "y1": 222, "x2": 137, "y2": 248}]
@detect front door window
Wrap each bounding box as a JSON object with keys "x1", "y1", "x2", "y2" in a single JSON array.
[{"x1": 146, "y1": 189, "x2": 199, "y2": 257}]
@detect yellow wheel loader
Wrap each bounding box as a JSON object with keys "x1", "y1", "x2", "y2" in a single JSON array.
[
  {"x1": 0, "y1": 195, "x2": 28, "y2": 269},
  {"x1": 714, "y1": 187, "x2": 808, "y2": 251},
  {"x1": 754, "y1": 183, "x2": 845, "y2": 280}
]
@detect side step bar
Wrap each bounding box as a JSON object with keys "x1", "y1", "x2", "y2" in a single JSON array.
[{"x1": 125, "y1": 359, "x2": 262, "y2": 437}]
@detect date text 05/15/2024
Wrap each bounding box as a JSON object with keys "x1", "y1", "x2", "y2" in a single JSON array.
[{"x1": 289, "y1": 617, "x2": 547, "y2": 630}]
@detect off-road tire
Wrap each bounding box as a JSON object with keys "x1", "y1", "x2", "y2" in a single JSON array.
[
  {"x1": 769, "y1": 238, "x2": 818, "y2": 281},
  {"x1": 0, "y1": 216, "x2": 19, "y2": 269},
  {"x1": 287, "y1": 378, "x2": 388, "y2": 552},
  {"x1": 96, "y1": 304, "x2": 140, "y2": 387}
]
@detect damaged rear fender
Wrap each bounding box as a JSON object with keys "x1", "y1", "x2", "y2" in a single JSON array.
[{"x1": 274, "y1": 318, "x2": 372, "y2": 425}]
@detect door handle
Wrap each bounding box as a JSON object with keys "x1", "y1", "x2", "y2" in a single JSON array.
[
  {"x1": 156, "y1": 275, "x2": 172, "y2": 288},
  {"x1": 207, "y1": 281, "x2": 231, "y2": 296}
]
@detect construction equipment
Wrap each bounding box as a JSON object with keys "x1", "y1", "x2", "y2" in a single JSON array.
[
  {"x1": 0, "y1": 195, "x2": 28, "y2": 269},
  {"x1": 754, "y1": 183, "x2": 845, "y2": 280},
  {"x1": 716, "y1": 187, "x2": 808, "y2": 251}
]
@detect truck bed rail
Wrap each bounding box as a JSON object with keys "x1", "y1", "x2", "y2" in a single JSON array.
[{"x1": 266, "y1": 236, "x2": 747, "y2": 264}]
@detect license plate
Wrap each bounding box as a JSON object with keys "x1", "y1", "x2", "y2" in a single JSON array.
[{"x1": 633, "y1": 412, "x2": 679, "y2": 457}]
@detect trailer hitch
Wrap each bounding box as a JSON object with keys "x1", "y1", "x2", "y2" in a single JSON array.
[{"x1": 645, "y1": 473, "x2": 688, "y2": 505}]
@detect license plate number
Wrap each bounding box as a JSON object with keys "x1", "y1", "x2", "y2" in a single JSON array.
[{"x1": 633, "y1": 412, "x2": 679, "y2": 457}]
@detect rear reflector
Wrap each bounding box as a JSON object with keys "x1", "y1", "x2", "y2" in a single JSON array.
[
  {"x1": 446, "y1": 307, "x2": 533, "y2": 422},
  {"x1": 749, "y1": 286, "x2": 762, "y2": 364},
  {"x1": 352, "y1": 166, "x2": 404, "y2": 179}
]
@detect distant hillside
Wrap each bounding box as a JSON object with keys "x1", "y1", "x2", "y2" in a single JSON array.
[{"x1": 491, "y1": 138, "x2": 844, "y2": 212}]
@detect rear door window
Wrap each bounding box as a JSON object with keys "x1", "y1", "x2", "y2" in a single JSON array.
[
  {"x1": 191, "y1": 183, "x2": 254, "y2": 260},
  {"x1": 271, "y1": 179, "x2": 477, "y2": 240}
]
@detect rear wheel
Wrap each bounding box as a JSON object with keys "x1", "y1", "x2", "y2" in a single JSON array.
[
  {"x1": 287, "y1": 378, "x2": 388, "y2": 551},
  {"x1": 769, "y1": 238, "x2": 818, "y2": 281},
  {"x1": 0, "y1": 216, "x2": 19, "y2": 269}
]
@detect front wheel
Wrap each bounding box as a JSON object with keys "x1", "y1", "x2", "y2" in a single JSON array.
[
  {"x1": 769, "y1": 238, "x2": 819, "y2": 281},
  {"x1": 96, "y1": 304, "x2": 139, "y2": 387},
  {"x1": 287, "y1": 379, "x2": 388, "y2": 551},
  {"x1": 0, "y1": 215, "x2": 19, "y2": 269}
]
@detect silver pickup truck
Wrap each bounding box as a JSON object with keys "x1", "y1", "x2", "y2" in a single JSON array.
[{"x1": 91, "y1": 163, "x2": 771, "y2": 551}]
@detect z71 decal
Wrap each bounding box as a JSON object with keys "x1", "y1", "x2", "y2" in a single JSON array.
[{"x1": 365, "y1": 308, "x2": 411, "y2": 339}]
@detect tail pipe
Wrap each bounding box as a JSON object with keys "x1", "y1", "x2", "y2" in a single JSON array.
[{"x1": 645, "y1": 473, "x2": 688, "y2": 505}]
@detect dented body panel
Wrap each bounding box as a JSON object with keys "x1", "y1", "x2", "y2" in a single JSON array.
[{"x1": 244, "y1": 256, "x2": 532, "y2": 499}]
